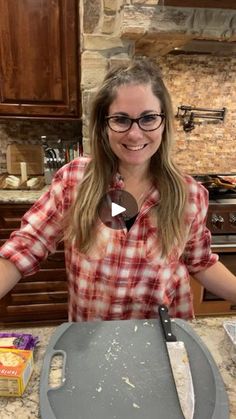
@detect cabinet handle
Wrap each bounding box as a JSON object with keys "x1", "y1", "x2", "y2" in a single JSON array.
[
  {"x1": 211, "y1": 243, "x2": 236, "y2": 249},
  {"x1": 211, "y1": 214, "x2": 224, "y2": 229}
]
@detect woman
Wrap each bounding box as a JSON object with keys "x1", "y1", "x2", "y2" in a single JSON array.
[{"x1": 0, "y1": 58, "x2": 236, "y2": 321}]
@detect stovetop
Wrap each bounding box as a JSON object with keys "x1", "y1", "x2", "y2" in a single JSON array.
[{"x1": 192, "y1": 173, "x2": 236, "y2": 202}]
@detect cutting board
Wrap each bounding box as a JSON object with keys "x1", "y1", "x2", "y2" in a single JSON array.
[
  {"x1": 40, "y1": 319, "x2": 229, "y2": 419},
  {"x1": 6, "y1": 144, "x2": 44, "y2": 175}
]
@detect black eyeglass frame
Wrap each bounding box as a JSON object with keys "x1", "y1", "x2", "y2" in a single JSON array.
[{"x1": 105, "y1": 113, "x2": 165, "y2": 133}]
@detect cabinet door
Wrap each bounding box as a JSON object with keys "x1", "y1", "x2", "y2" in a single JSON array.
[
  {"x1": 190, "y1": 276, "x2": 235, "y2": 316},
  {"x1": 0, "y1": 0, "x2": 80, "y2": 118},
  {"x1": 190, "y1": 248, "x2": 236, "y2": 316},
  {"x1": 0, "y1": 203, "x2": 68, "y2": 326}
]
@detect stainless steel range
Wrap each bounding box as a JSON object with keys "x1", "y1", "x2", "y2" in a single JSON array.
[{"x1": 191, "y1": 175, "x2": 236, "y2": 315}]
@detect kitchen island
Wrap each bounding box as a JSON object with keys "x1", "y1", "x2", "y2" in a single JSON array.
[{"x1": 0, "y1": 316, "x2": 235, "y2": 419}]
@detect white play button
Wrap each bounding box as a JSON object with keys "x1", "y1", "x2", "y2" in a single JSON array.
[
  {"x1": 98, "y1": 190, "x2": 138, "y2": 229},
  {"x1": 111, "y1": 202, "x2": 126, "y2": 217}
]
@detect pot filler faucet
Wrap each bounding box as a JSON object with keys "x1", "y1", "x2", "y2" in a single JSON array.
[{"x1": 176, "y1": 106, "x2": 226, "y2": 132}]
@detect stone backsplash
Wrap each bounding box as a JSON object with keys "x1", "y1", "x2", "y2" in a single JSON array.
[
  {"x1": 159, "y1": 54, "x2": 236, "y2": 174},
  {"x1": 0, "y1": 0, "x2": 235, "y2": 175}
]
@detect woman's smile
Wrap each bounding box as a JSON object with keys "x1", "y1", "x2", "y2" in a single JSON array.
[{"x1": 123, "y1": 143, "x2": 148, "y2": 151}]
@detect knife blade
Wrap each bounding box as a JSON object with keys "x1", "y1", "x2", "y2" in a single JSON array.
[{"x1": 159, "y1": 305, "x2": 195, "y2": 419}]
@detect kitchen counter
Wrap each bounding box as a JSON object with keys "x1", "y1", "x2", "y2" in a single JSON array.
[
  {"x1": 0, "y1": 186, "x2": 49, "y2": 204},
  {"x1": 1, "y1": 188, "x2": 236, "y2": 206},
  {"x1": 0, "y1": 316, "x2": 235, "y2": 419}
]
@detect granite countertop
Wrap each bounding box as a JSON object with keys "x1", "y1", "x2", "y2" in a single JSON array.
[
  {"x1": 0, "y1": 186, "x2": 49, "y2": 204},
  {"x1": 0, "y1": 316, "x2": 235, "y2": 419},
  {"x1": 1, "y1": 189, "x2": 236, "y2": 206}
]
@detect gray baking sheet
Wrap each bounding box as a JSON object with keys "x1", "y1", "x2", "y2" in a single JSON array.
[{"x1": 40, "y1": 319, "x2": 229, "y2": 419}]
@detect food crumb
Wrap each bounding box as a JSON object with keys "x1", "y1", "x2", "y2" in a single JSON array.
[{"x1": 122, "y1": 377, "x2": 135, "y2": 388}]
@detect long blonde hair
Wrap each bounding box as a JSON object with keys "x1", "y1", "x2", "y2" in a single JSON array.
[{"x1": 64, "y1": 58, "x2": 187, "y2": 256}]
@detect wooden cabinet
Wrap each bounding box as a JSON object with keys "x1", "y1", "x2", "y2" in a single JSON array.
[
  {"x1": 191, "y1": 273, "x2": 236, "y2": 317},
  {"x1": 191, "y1": 236, "x2": 236, "y2": 316},
  {"x1": 0, "y1": 203, "x2": 68, "y2": 327},
  {"x1": 0, "y1": 0, "x2": 80, "y2": 119}
]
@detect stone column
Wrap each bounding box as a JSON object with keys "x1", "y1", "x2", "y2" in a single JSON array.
[{"x1": 80, "y1": 0, "x2": 134, "y2": 153}]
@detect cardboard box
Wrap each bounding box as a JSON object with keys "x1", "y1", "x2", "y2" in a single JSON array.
[{"x1": 0, "y1": 348, "x2": 34, "y2": 396}]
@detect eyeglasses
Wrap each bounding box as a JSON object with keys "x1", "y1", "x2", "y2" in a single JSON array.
[{"x1": 105, "y1": 113, "x2": 165, "y2": 133}]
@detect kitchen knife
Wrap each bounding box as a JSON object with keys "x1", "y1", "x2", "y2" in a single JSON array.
[{"x1": 159, "y1": 305, "x2": 195, "y2": 419}]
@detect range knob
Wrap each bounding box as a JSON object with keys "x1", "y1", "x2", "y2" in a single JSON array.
[
  {"x1": 229, "y1": 213, "x2": 236, "y2": 227},
  {"x1": 211, "y1": 214, "x2": 224, "y2": 230}
]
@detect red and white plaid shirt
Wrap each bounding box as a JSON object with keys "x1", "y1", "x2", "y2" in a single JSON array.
[{"x1": 0, "y1": 157, "x2": 218, "y2": 321}]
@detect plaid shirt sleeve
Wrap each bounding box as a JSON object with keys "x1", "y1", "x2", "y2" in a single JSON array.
[
  {"x1": 0, "y1": 169, "x2": 66, "y2": 277},
  {"x1": 181, "y1": 178, "x2": 218, "y2": 274}
]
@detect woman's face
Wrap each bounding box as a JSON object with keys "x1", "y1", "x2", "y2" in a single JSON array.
[{"x1": 107, "y1": 83, "x2": 165, "y2": 173}]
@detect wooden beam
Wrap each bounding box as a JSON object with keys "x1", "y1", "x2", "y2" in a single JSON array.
[{"x1": 163, "y1": 0, "x2": 236, "y2": 9}]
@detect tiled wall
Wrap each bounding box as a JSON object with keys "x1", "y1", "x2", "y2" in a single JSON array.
[{"x1": 159, "y1": 54, "x2": 236, "y2": 174}]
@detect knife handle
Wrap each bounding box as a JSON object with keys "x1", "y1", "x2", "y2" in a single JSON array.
[{"x1": 159, "y1": 305, "x2": 177, "y2": 342}]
